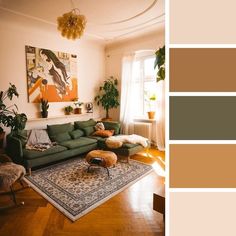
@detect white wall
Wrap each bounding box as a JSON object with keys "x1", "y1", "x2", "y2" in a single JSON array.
[
  {"x1": 105, "y1": 27, "x2": 165, "y2": 120},
  {"x1": 0, "y1": 9, "x2": 105, "y2": 131}
]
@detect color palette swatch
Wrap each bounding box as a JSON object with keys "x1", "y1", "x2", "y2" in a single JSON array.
[
  {"x1": 170, "y1": 0, "x2": 236, "y2": 44},
  {"x1": 170, "y1": 48, "x2": 236, "y2": 92},
  {"x1": 168, "y1": 1, "x2": 236, "y2": 235},
  {"x1": 170, "y1": 96, "x2": 236, "y2": 140}
]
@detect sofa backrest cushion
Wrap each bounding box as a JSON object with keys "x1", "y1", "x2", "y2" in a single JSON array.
[
  {"x1": 102, "y1": 121, "x2": 121, "y2": 135},
  {"x1": 51, "y1": 132, "x2": 72, "y2": 143},
  {"x1": 82, "y1": 126, "x2": 95, "y2": 136},
  {"x1": 69, "y1": 129, "x2": 84, "y2": 139},
  {"x1": 74, "y1": 119, "x2": 96, "y2": 129},
  {"x1": 47, "y1": 123, "x2": 74, "y2": 142},
  {"x1": 74, "y1": 119, "x2": 96, "y2": 136},
  {"x1": 47, "y1": 123, "x2": 74, "y2": 136}
]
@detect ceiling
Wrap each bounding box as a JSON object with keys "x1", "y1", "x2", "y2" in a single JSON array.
[{"x1": 0, "y1": 0, "x2": 165, "y2": 42}]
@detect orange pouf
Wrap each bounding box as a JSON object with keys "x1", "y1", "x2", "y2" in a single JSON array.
[{"x1": 86, "y1": 150, "x2": 117, "y2": 168}]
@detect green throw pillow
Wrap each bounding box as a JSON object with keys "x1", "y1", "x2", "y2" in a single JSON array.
[
  {"x1": 47, "y1": 123, "x2": 74, "y2": 136},
  {"x1": 74, "y1": 119, "x2": 96, "y2": 129},
  {"x1": 102, "y1": 121, "x2": 121, "y2": 135},
  {"x1": 51, "y1": 132, "x2": 72, "y2": 143},
  {"x1": 69, "y1": 129, "x2": 84, "y2": 139}
]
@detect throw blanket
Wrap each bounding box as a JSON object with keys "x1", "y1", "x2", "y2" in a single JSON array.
[
  {"x1": 26, "y1": 129, "x2": 54, "y2": 152},
  {"x1": 105, "y1": 134, "x2": 148, "y2": 149}
]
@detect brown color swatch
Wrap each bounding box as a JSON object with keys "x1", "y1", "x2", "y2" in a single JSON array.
[
  {"x1": 170, "y1": 144, "x2": 236, "y2": 188},
  {"x1": 170, "y1": 96, "x2": 236, "y2": 140},
  {"x1": 170, "y1": 48, "x2": 236, "y2": 92}
]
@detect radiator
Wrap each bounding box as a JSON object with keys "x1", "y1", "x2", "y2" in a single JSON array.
[{"x1": 133, "y1": 122, "x2": 152, "y2": 140}]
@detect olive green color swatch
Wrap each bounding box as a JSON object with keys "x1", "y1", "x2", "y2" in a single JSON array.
[{"x1": 170, "y1": 96, "x2": 236, "y2": 140}]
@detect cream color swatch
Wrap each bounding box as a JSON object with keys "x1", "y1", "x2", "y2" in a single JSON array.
[
  {"x1": 170, "y1": 192, "x2": 236, "y2": 236},
  {"x1": 170, "y1": 0, "x2": 236, "y2": 43}
]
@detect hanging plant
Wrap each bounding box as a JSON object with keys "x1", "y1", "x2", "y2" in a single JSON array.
[{"x1": 154, "y1": 45, "x2": 165, "y2": 82}]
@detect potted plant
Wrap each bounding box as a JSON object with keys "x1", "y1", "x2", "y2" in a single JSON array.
[
  {"x1": 73, "y1": 99, "x2": 83, "y2": 114},
  {"x1": 64, "y1": 105, "x2": 73, "y2": 115},
  {"x1": 146, "y1": 93, "x2": 157, "y2": 119},
  {"x1": 155, "y1": 45, "x2": 165, "y2": 82},
  {"x1": 40, "y1": 98, "x2": 49, "y2": 118},
  {"x1": 94, "y1": 76, "x2": 120, "y2": 120},
  {"x1": 0, "y1": 83, "x2": 27, "y2": 147}
]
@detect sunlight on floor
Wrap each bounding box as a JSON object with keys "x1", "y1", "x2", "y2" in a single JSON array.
[{"x1": 152, "y1": 161, "x2": 165, "y2": 177}]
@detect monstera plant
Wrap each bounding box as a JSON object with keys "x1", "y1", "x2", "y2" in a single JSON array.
[
  {"x1": 0, "y1": 84, "x2": 27, "y2": 147},
  {"x1": 155, "y1": 45, "x2": 165, "y2": 82}
]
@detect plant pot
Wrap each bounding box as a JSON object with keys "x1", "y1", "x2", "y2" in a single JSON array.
[
  {"x1": 74, "y1": 108, "x2": 82, "y2": 114},
  {"x1": 0, "y1": 132, "x2": 5, "y2": 149},
  {"x1": 41, "y1": 111, "x2": 48, "y2": 118},
  {"x1": 65, "y1": 111, "x2": 72, "y2": 115},
  {"x1": 147, "y1": 111, "x2": 155, "y2": 119}
]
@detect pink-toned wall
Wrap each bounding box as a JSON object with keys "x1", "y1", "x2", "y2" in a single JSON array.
[
  {"x1": 105, "y1": 27, "x2": 165, "y2": 120},
  {"x1": 0, "y1": 9, "x2": 105, "y2": 131}
]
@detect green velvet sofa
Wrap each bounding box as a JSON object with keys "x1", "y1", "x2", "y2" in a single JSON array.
[{"x1": 6, "y1": 119, "x2": 144, "y2": 174}]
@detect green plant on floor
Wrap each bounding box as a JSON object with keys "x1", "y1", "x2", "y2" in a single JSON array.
[
  {"x1": 0, "y1": 83, "x2": 27, "y2": 134},
  {"x1": 64, "y1": 105, "x2": 73, "y2": 114},
  {"x1": 94, "y1": 76, "x2": 120, "y2": 119},
  {"x1": 154, "y1": 45, "x2": 165, "y2": 82},
  {"x1": 40, "y1": 98, "x2": 49, "y2": 118}
]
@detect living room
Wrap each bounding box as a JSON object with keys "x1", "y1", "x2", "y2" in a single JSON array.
[{"x1": 0, "y1": 0, "x2": 165, "y2": 235}]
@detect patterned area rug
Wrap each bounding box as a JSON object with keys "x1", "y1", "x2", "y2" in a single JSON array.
[{"x1": 24, "y1": 157, "x2": 153, "y2": 221}]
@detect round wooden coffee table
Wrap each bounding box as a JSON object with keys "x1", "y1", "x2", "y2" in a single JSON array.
[{"x1": 85, "y1": 150, "x2": 117, "y2": 177}]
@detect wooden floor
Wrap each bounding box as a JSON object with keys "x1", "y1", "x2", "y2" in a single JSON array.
[{"x1": 0, "y1": 149, "x2": 165, "y2": 236}]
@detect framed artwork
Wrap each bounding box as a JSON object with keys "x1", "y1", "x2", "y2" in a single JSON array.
[{"x1": 25, "y1": 45, "x2": 78, "y2": 102}]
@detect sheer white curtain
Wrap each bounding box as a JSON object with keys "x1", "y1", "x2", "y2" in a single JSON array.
[
  {"x1": 120, "y1": 54, "x2": 135, "y2": 134},
  {"x1": 155, "y1": 80, "x2": 165, "y2": 151}
]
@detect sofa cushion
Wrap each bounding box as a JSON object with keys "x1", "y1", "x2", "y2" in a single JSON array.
[
  {"x1": 74, "y1": 119, "x2": 96, "y2": 129},
  {"x1": 47, "y1": 123, "x2": 74, "y2": 136},
  {"x1": 69, "y1": 129, "x2": 84, "y2": 139},
  {"x1": 82, "y1": 126, "x2": 95, "y2": 136},
  {"x1": 60, "y1": 137, "x2": 97, "y2": 149},
  {"x1": 102, "y1": 122, "x2": 120, "y2": 135},
  {"x1": 23, "y1": 145, "x2": 67, "y2": 159},
  {"x1": 51, "y1": 132, "x2": 72, "y2": 143}
]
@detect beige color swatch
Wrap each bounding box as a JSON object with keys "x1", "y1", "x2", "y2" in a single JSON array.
[
  {"x1": 170, "y1": 144, "x2": 236, "y2": 188},
  {"x1": 170, "y1": 192, "x2": 236, "y2": 236},
  {"x1": 170, "y1": 48, "x2": 236, "y2": 92},
  {"x1": 170, "y1": 0, "x2": 236, "y2": 43}
]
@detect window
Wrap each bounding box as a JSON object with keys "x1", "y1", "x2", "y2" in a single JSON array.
[{"x1": 133, "y1": 55, "x2": 157, "y2": 117}]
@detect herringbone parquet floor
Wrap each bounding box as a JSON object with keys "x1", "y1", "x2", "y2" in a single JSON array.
[{"x1": 0, "y1": 149, "x2": 165, "y2": 236}]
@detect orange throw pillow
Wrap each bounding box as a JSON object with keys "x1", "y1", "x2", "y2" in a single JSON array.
[{"x1": 92, "y1": 130, "x2": 114, "y2": 137}]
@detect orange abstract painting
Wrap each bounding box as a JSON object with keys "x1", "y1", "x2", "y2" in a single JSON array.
[{"x1": 25, "y1": 45, "x2": 78, "y2": 102}]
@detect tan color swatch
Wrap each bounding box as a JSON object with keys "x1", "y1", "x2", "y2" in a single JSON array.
[
  {"x1": 170, "y1": 48, "x2": 236, "y2": 92},
  {"x1": 170, "y1": 0, "x2": 236, "y2": 43},
  {"x1": 170, "y1": 144, "x2": 236, "y2": 188},
  {"x1": 170, "y1": 192, "x2": 236, "y2": 236}
]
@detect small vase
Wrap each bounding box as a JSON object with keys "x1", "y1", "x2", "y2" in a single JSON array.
[{"x1": 74, "y1": 108, "x2": 82, "y2": 114}]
